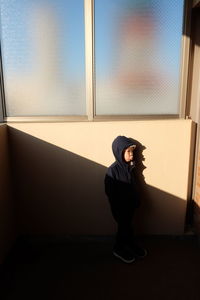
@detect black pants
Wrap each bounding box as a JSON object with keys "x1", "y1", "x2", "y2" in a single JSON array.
[{"x1": 108, "y1": 197, "x2": 135, "y2": 248}]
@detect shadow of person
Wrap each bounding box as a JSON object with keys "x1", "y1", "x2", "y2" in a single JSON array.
[
  {"x1": 128, "y1": 137, "x2": 146, "y2": 187},
  {"x1": 128, "y1": 138, "x2": 151, "y2": 235}
]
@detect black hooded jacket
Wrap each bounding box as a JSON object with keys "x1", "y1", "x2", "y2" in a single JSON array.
[{"x1": 104, "y1": 136, "x2": 140, "y2": 210}]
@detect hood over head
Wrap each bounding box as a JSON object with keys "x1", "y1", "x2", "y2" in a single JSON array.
[{"x1": 112, "y1": 136, "x2": 136, "y2": 166}]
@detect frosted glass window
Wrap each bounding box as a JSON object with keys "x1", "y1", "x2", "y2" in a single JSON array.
[
  {"x1": 0, "y1": 0, "x2": 86, "y2": 116},
  {"x1": 95, "y1": 0, "x2": 184, "y2": 115}
]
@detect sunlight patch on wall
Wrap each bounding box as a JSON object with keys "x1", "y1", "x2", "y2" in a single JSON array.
[{"x1": 8, "y1": 119, "x2": 192, "y2": 201}]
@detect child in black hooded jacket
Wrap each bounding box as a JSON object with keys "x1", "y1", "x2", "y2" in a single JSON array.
[{"x1": 104, "y1": 135, "x2": 147, "y2": 263}]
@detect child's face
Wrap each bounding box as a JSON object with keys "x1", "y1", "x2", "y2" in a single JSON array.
[{"x1": 123, "y1": 146, "x2": 135, "y2": 162}]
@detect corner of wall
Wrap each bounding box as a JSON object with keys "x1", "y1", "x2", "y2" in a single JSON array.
[{"x1": 0, "y1": 123, "x2": 17, "y2": 264}]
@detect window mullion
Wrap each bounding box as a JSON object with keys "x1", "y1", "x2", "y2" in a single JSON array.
[{"x1": 84, "y1": 0, "x2": 95, "y2": 121}]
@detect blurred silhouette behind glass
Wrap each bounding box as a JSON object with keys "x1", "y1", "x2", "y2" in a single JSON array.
[
  {"x1": 0, "y1": 0, "x2": 86, "y2": 116},
  {"x1": 95, "y1": 0, "x2": 184, "y2": 115}
]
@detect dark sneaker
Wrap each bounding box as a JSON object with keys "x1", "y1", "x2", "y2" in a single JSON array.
[
  {"x1": 131, "y1": 244, "x2": 147, "y2": 258},
  {"x1": 113, "y1": 247, "x2": 136, "y2": 264}
]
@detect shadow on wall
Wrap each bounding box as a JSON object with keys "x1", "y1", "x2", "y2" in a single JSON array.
[
  {"x1": 193, "y1": 201, "x2": 200, "y2": 233},
  {"x1": 8, "y1": 127, "x2": 187, "y2": 236},
  {"x1": 184, "y1": 2, "x2": 200, "y2": 43},
  {"x1": 189, "y1": 6, "x2": 200, "y2": 46}
]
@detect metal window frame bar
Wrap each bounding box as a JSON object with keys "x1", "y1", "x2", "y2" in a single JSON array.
[
  {"x1": 179, "y1": 0, "x2": 193, "y2": 118},
  {"x1": 4, "y1": 116, "x2": 88, "y2": 123},
  {"x1": 84, "y1": 0, "x2": 95, "y2": 121}
]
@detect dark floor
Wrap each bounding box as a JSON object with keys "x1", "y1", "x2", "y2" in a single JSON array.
[{"x1": 1, "y1": 236, "x2": 200, "y2": 300}]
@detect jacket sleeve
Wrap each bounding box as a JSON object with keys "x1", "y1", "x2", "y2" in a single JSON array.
[{"x1": 104, "y1": 174, "x2": 119, "y2": 200}]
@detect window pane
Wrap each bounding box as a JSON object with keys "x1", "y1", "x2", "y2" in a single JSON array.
[
  {"x1": 0, "y1": 0, "x2": 86, "y2": 116},
  {"x1": 95, "y1": 0, "x2": 184, "y2": 115}
]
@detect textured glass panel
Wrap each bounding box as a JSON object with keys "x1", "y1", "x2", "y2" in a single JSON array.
[
  {"x1": 0, "y1": 0, "x2": 85, "y2": 116},
  {"x1": 95, "y1": 0, "x2": 184, "y2": 115}
]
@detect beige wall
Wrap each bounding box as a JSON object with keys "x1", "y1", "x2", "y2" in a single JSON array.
[
  {"x1": 8, "y1": 119, "x2": 194, "y2": 236},
  {"x1": 188, "y1": 6, "x2": 200, "y2": 233},
  {"x1": 0, "y1": 124, "x2": 16, "y2": 263}
]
